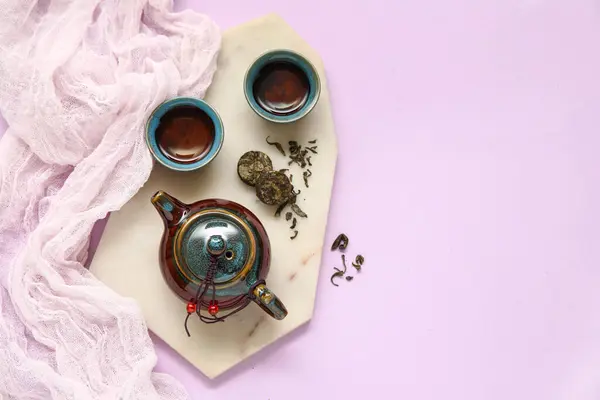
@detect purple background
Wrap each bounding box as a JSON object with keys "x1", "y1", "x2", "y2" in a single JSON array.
[{"x1": 3, "y1": 1, "x2": 600, "y2": 399}]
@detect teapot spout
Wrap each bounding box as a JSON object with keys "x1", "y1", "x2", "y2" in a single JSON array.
[{"x1": 151, "y1": 190, "x2": 188, "y2": 227}]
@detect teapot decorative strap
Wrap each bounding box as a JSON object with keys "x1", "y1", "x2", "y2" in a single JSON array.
[{"x1": 183, "y1": 251, "x2": 266, "y2": 336}]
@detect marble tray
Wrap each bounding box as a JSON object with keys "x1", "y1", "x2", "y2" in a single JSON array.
[{"x1": 89, "y1": 13, "x2": 337, "y2": 379}]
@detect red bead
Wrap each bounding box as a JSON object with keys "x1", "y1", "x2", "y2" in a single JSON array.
[
  {"x1": 186, "y1": 302, "x2": 196, "y2": 314},
  {"x1": 208, "y1": 301, "x2": 219, "y2": 316}
]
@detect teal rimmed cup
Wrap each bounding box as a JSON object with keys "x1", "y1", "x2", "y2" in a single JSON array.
[
  {"x1": 146, "y1": 97, "x2": 224, "y2": 172},
  {"x1": 244, "y1": 49, "x2": 321, "y2": 123}
]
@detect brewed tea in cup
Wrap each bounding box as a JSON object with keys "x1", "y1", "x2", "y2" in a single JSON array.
[
  {"x1": 146, "y1": 97, "x2": 224, "y2": 172},
  {"x1": 244, "y1": 49, "x2": 321, "y2": 123}
]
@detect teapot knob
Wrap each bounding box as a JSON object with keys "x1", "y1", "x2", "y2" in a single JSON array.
[{"x1": 207, "y1": 235, "x2": 226, "y2": 256}]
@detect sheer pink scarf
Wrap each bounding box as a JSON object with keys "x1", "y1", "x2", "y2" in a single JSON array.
[{"x1": 0, "y1": 0, "x2": 220, "y2": 398}]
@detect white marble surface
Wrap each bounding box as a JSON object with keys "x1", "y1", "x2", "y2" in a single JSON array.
[{"x1": 89, "y1": 14, "x2": 337, "y2": 379}]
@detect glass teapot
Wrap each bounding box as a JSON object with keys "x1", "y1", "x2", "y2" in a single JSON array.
[{"x1": 151, "y1": 191, "x2": 288, "y2": 325}]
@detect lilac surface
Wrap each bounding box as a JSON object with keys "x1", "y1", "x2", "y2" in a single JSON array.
[{"x1": 3, "y1": 1, "x2": 600, "y2": 399}]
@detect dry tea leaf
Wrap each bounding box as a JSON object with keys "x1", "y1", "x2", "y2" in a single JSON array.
[
  {"x1": 274, "y1": 200, "x2": 289, "y2": 217},
  {"x1": 237, "y1": 151, "x2": 273, "y2": 186},
  {"x1": 290, "y1": 218, "x2": 297, "y2": 229},
  {"x1": 330, "y1": 269, "x2": 344, "y2": 287},
  {"x1": 285, "y1": 212, "x2": 293, "y2": 221},
  {"x1": 331, "y1": 234, "x2": 349, "y2": 251},
  {"x1": 255, "y1": 170, "x2": 293, "y2": 206},
  {"x1": 341, "y1": 254, "x2": 348, "y2": 274},
  {"x1": 345, "y1": 276, "x2": 354, "y2": 281},
  {"x1": 266, "y1": 136, "x2": 286, "y2": 156},
  {"x1": 288, "y1": 141, "x2": 300, "y2": 154},
  {"x1": 352, "y1": 255, "x2": 364, "y2": 271},
  {"x1": 303, "y1": 169, "x2": 312, "y2": 188},
  {"x1": 291, "y1": 203, "x2": 307, "y2": 218}
]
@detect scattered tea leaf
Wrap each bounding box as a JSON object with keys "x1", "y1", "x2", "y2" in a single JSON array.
[
  {"x1": 278, "y1": 168, "x2": 289, "y2": 173},
  {"x1": 307, "y1": 146, "x2": 318, "y2": 154},
  {"x1": 345, "y1": 276, "x2": 354, "y2": 281},
  {"x1": 285, "y1": 212, "x2": 292, "y2": 221},
  {"x1": 352, "y1": 254, "x2": 364, "y2": 272},
  {"x1": 307, "y1": 156, "x2": 312, "y2": 166},
  {"x1": 289, "y1": 149, "x2": 309, "y2": 168},
  {"x1": 308, "y1": 139, "x2": 317, "y2": 144},
  {"x1": 291, "y1": 203, "x2": 307, "y2": 218},
  {"x1": 330, "y1": 268, "x2": 344, "y2": 287},
  {"x1": 331, "y1": 234, "x2": 349, "y2": 251},
  {"x1": 274, "y1": 199, "x2": 290, "y2": 217},
  {"x1": 266, "y1": 136, "x2": 286, "y2": 156},
  {"x1": 288, "y1": 141, "x2": 300, "y2": 154},
  {"x1": 341, "y1": 254, "x2": 348, "y2": 274},
  {"x1": 303, "y1": 170, "x2": 311, "y2": 188},
  {"x1": 290, "y1": 230, "x2": 299, "y2": 240},
  {"x1": 290, "y1": 218, "x2": 297, "y2": 229}
]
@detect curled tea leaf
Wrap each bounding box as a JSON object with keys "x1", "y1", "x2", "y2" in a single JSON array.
[
  {"x1": 345, "y1": 276, "x2": 354, "y2": 281},
  {"x1": 307, "y1": 146, "x2": 318, "y2": 154},
  {"x1": 330, "y1": 269, "x2": 344, "y2": 287},
  {"x1": 288, "y1": 141, "x2": 300, "y2": 154},
  {"x1": 291, "y1": 203, "x2": 307, "y2": 218},
  {"x1": 266, "y1": 136, "x2": 286, "y2": 156},
  {"x1": 341, "y1": 254, "x2": 348, "y2": 274},
  {"x1": 352, "y1": 254, "x2": 365, "y2": 272},
  {"x1": 290, "y1": 218, "x2": 297, "y2": 229},
  {"x1": 290, "y1": 230, "x2": 299, "y2": 240},
  {"x1": 307, "y1": 156, "x2": 312, "y2": 166},
  {"x1": 331, "y1": 234, "x2": 349, "y2": 251}
]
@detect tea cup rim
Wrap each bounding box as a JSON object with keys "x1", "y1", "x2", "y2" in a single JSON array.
[
  {"x1": 145, "y1": 97, "x2": 224, "y2": 172},
  {"x1": 243, "y1": 48, "x2": 321, "y2": 123}
]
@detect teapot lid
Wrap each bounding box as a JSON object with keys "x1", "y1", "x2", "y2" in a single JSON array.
[{"x1": 176, "y1": 207, "x2": 257, "y2": 285}]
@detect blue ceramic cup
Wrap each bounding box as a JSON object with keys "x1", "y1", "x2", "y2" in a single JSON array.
[
  {"x1": 146, "y1": 97, "x2": 224, "y2": 172},
  {"x1": 244, "y1": 49, "x2": 321, "y2": 123}
]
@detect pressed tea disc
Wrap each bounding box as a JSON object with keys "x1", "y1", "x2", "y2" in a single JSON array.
[
  {"x1": 237, "y1": 151, "x2": 273, "y2": 186},
  {"x1": 255, "y1": 170, "x2": 293, "y2": 206}
]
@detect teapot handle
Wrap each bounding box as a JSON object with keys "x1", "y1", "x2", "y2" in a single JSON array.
[{"x1": 252, "y1": 284, "x2": 288, "y2": 320}]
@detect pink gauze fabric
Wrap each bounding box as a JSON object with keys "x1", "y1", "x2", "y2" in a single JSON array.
[{"x1": 0, "y1": 0, "x2": 220, "y2": 398}]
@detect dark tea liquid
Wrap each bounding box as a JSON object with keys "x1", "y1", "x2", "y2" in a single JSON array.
[
  {"x1": 252, "y1": 61, "x2": 310, "y2": 116},
  {"x1": 155, "y1": 106, "x2": 215, "y2": 164}
]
